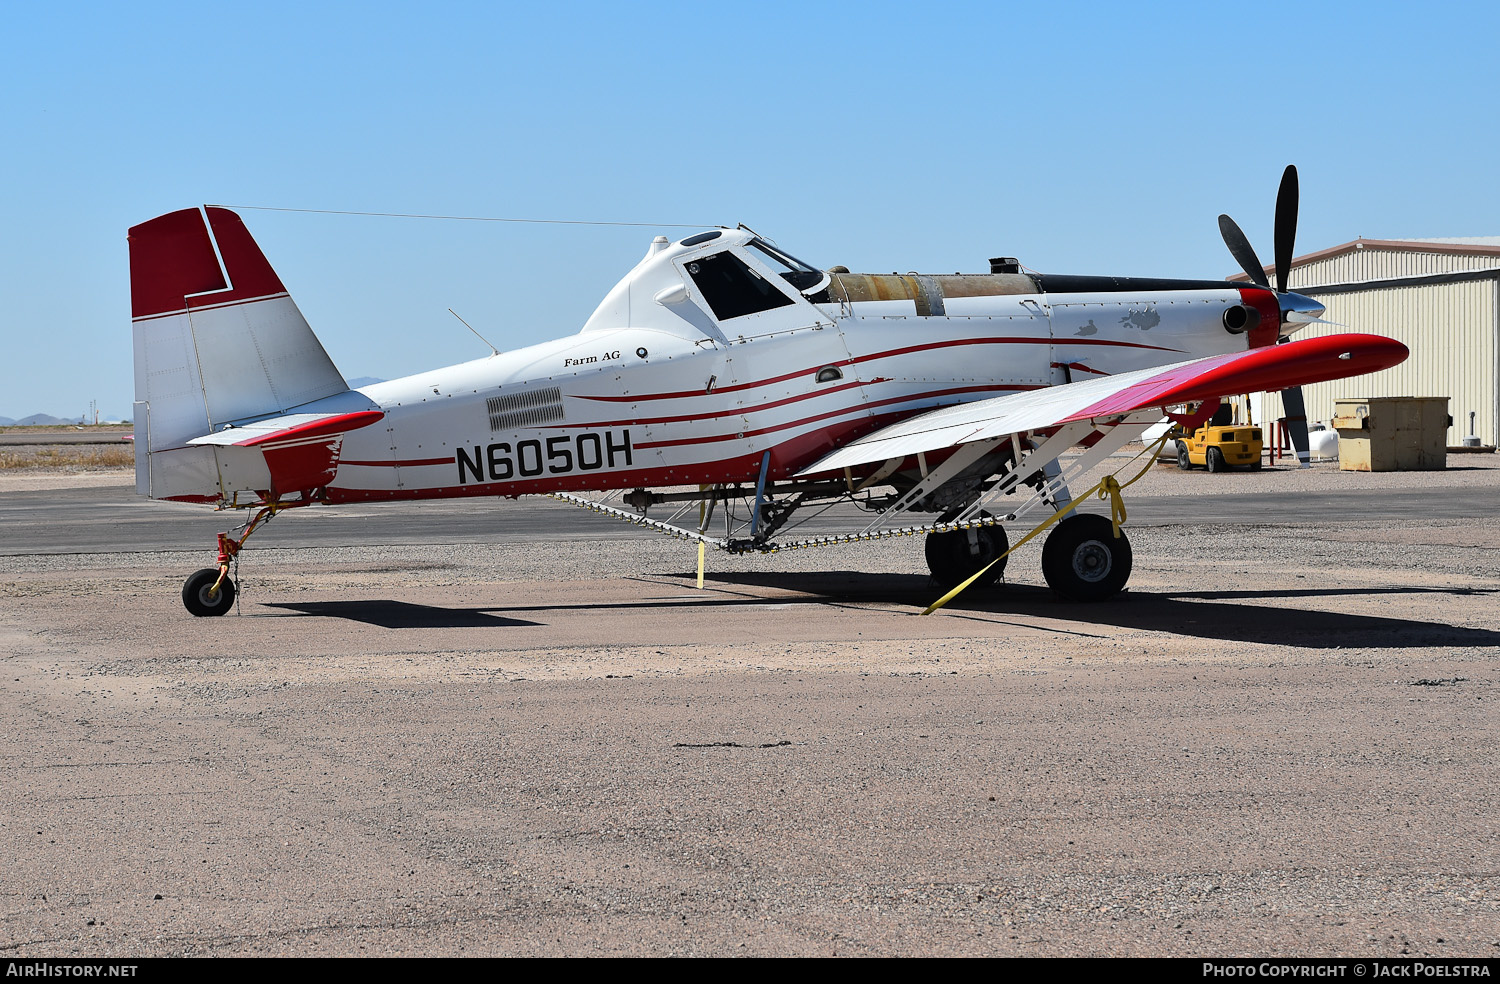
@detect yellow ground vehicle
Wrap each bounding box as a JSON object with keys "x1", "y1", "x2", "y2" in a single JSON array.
[{"x1": 1174, "y1": 423, "x2": 1264, "y2": 472}]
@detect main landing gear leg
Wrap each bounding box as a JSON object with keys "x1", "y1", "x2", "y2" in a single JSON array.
[
  {"x1": 181, "y1": 503, "x2": 283, "y2": 617},
  {"x1": 921, "y1": 432, "x2": 1164, "y2": 615}
]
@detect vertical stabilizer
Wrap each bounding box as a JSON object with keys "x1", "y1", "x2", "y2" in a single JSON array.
[{"x1": 130, "y1": 207, "x2": 349, "y2": 499}]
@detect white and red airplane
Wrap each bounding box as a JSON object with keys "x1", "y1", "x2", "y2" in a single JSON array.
[{"x1": 129, "y1": 167, "x2": 1407, "y2": 616}]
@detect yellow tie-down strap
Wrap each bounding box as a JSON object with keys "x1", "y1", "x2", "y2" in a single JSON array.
[{"x1": 921, "y1": 433, "x2": 1170, "y2": 616}]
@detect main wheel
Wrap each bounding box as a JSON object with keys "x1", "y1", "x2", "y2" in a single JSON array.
[
  {"x1": 1041, "y1": 514, "x2": 1133, "y2": 602},
  {"x1": 182, "y1": 568, "x2": 236, "y2": 617},
  {"x1": 1206, "y1": 447, "x2": 1226, "y2": 473},
  {"x1": 1176, "y1": 442, "x2": 1191, "y2": 470},
  {"x1": 925, "y1": 522, "x2": 1009, "y2": 590}
]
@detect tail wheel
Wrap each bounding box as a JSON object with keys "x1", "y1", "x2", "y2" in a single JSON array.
[
  {"x1": 1206, "y1": 447, "x2": 1226, "y2": 473},
  {"x1": 183, "y1": 568, "x2": 236, "y2": 617},
  {"x1": 1041, "y1": 514, "x2": 1132, "y2": 602},
  {"x1": 925, "y1": 522, "x2": 1009, "y2": 590}
]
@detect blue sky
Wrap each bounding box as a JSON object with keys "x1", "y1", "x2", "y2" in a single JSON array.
[{"x1": 3, "y1": 0, "x2": 1497, "y2": 419}]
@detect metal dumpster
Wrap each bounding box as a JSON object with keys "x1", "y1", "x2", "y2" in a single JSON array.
[{"x1": 1331, "y1": 397, "x2": 1450, "y2": 471}]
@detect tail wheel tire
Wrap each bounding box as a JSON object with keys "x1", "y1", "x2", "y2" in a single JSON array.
[
  {"x1": 925, "y1": 522, "x2": 1009, "y2": 590},
  {"x1": 183, "y1": 568, "x2": 235, "y2": 617},
  {"x1": 1206, "y1": 447, "x2": 1226, "y2": 473},
  {"x1": 1176, "y1": 443, "x2": 1191, "y2": 470},
  {"x1": 1041, "y1": 514, "x2": 1133, "y2": 602}
]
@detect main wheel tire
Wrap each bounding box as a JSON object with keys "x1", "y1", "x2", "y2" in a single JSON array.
[
  {"x1": 1040, "y1": 514, "x2": 1133, "y2": 602},
  {"x1": 1206, "y1": 447, "x2": 1226, "y2": 473},
  {"x1": 1176, "y1": 443, "x2": 1191, "y2": 470},
  {"x1": 925, "y1": 523, "x2": 1009, "y2": 590},
  {"x1": 183, "y1": 568, "x2": 235, "y2": 617}
]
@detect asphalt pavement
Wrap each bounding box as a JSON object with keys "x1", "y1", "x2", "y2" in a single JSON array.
[{"x1": 2, "y1": 463, "x2": 1497, "y2": 957}]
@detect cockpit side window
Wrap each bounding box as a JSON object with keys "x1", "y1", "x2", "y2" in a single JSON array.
[
  {"x1": 748, "y1": 239, "x2": 825, "y2": 292},
  {"x1": 685, "y1": 251, "x2": 795, "y2": 321}
]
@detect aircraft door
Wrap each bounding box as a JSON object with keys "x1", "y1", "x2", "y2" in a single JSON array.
[{"x1": 712, "y1": 323, "x2": 860, "y2": 478}]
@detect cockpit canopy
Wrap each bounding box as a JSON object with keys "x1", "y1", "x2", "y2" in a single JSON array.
[
  {"x1": 580, "y1": 228, "x2": 829, "y2": 339},
  {"x1": 683, "y1": 249, "x2": 794, "y2": 322}
]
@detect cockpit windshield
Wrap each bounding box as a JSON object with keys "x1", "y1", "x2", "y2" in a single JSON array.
[{"x1": 747, "y1": 239, "x2": 825, "y2": 292}]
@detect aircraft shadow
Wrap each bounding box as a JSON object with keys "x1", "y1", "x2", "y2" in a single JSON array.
[
  {"x1": 259, "y1": 600, "x2": 543, "y2": 629},
  {"x1": 672, "y1": 571, "x2": 1500, "y2": 649}
]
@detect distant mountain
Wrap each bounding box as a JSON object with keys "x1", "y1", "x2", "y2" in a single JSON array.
[
  {"x1": 0, "y1": 413, "x2": 131, "y2": 427},
  {"x1": 345, "y1": 376, "x2": 386, "y2": 388},
  {"x1": 14, "y1": 413, "x2": 85, "y2": 426}
]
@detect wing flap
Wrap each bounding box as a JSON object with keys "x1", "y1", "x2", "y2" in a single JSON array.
[{"x1": 800, "y1": 334, "x2": 1406, "y2": 474}]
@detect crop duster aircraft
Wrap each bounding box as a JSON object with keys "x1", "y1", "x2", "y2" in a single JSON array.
[{"x1": 129, "y1": 167, "x2": 1407, "y2": 616}]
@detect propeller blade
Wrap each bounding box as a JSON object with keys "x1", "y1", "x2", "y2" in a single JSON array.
[
  {"x1": 1219, "y1": 214, "x2": 1269, "y2": 289},
  {"x1": 1280, "y1": 384, "x2": 1311, "y2": 467},
  {"x1": 1274, "y1": 165, "x2": 1299, "y2": 294}
]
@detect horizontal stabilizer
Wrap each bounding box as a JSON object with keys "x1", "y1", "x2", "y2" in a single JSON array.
[
  {"x1": 173, "y1": 409, "x2": 385, "y2": 501},
  {"x1": 800, "y1": 333, "x2": 1408, "y2": 474},
  {"x1": 187, "y1": 410, "x2": 386, "y2": 448}
]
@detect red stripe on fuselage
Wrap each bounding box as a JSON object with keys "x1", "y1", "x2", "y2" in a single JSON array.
[
  {"x1": 321, "y1": 403, "x2": 1018, "y2": 506},
  {"x1": 324, "y1": 450, "x2": 776, "y2": 503},
  {"x1": 322, "y1": 412, "x2": 920, "y2": 504},
  {"x1": 634, "y1": 384, "x2": 1035, "y2": 450},
  {"x1": 573, "y1": 335, "x2": 1181, "y2": 404},
  {"x1": 558, "y1": 377, "x2": 877, "y2": 429},
  {"x1": 1051, "y1": 361, "x2": 1111, "y2": 377},
  {"x1": 340, "y1": 456, "x2": 457, "y2": 468}
]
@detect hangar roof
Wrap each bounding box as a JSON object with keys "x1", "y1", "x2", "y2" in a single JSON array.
[
  {"x1": 1400, "y1": 236, "x2": 1500, "y2": 247},
  {"x1": 1229, "y1": 235, "x2": 1500, "y2": 282}
]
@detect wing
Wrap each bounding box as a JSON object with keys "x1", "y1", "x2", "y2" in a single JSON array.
[{"x1": 798, "y1": 333, "x2": 1407, "y2": 475}]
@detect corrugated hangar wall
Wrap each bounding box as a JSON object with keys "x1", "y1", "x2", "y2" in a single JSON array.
[
  {"x1": 1293, "y1": 245, "x2": 1500, "y2": 281},
  {"x1": 1250, "y1": 242, "x2": 1500, "y2": 446}
]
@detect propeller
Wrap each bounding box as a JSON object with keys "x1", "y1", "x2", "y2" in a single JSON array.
[
  {"x1": 1219, "y1": 164, "x2": 1301, "y2": 294},
  {"x1": 1218, "y1": 164, "x2": 1316, "y2": 467}
]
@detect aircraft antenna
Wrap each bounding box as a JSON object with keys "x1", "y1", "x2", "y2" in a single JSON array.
[
  {"x1": 207, "y1": 204, "x2": 728, "y2": 230},
  {"x1": 448, "y1": 308, "x2": 500, "y2": 357}
]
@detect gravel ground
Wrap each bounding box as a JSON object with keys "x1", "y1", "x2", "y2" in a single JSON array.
[{"x1": 1, "y1": 456, "x2": 1497, "y2": 957}]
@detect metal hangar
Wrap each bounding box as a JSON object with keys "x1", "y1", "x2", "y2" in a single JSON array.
[{"x1": 1234, "y1": 237, "x2": 1500, "y2": 446}]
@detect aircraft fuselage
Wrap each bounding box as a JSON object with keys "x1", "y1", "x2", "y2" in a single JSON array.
[{"x1": 313, "y1": 231, "x2": 1279, "y2": 503}]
